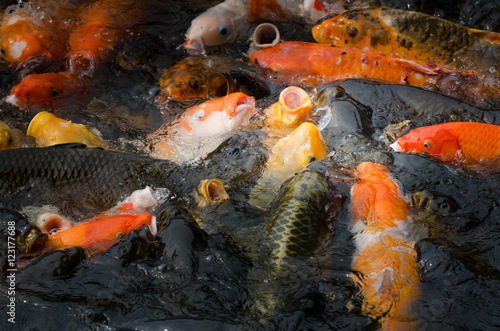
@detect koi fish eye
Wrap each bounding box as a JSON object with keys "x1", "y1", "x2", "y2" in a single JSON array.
[
  {"x1": 219, "y1": 25, "x2": 227, "y2": 36},
  {"x1": 115, "y1": 231, "x2": 125, "y2": 238},
  {"x1": 307, "y1": 156, "x2": 316, "y2": 164},
  {"x1": 193, "y1": 109, "x2": 205, "y2": 120},
  {"x1": 346, "y1": 25, "x2": 358, "y2": 37},
  {"x1": 52, "y1": 88, "x2": 58, "y2": 97},
  {"x1": 189, "y1": 77, "x2": 198, "y2": 89},
  {"x1": 423, "y1": 140, "x2": 432, "y2": 148},
  {"x1": 0, "y1": 48, "x2": 4, "y2": 54}
]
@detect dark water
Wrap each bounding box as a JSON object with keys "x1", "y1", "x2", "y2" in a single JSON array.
[{"x1": 0, "y1": 0, "x2": 500, "y2": 330}]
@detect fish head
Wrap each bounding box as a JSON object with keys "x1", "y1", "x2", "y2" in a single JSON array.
[
  {"x1": 181, "y1": 2, "x2": 249, "y2": 54},
  {"x1": 27, "y1": 111, "x2": 103, "y2": 147},
  {"x1": 6, "y1": 72, "x2": 76, "y2": 109},
  {"x1": 0, "y1": 122, "x2": 13, "y2": 150},
  {"x1": 176, "y1": 92, "x2": 255, "y2": 136},
  {"x1": 0, "y1": 15, "x2": 48, "y2": 63},
  {"x1": 312, "y1": 10, "x2": 387, "y2": 49},
  {"x1": 390, "y1": 126, "x2": 461, "y2": 163},
  {"x1": 267, "y1": 122, "x2": 328, "y2": 179},
  {"x1": 158, "y1": 57, "x2": 231, "y2": 102},
  {"x1": 266, "y1": 86, "x2": 312, "y2": 125}
]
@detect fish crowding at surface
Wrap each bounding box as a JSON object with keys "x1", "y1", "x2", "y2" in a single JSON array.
[
  {"x1": 391, "y1": 122, "x2": 500, "y2": 170},
  {"x1": 148, "y1": 92, "x2": 256, "y2": 160},
  {"x1": 249, "y1": 41, "x2": 500, "y2": 108},
  {"x1": 312, "y1": 7, "x2": 500, "y2": 72},
  {"x1": 350, "y1": 162, "x2": 425, "y2": 330},
  {"x1": 182, "y1": 0, "x2": 337, "y2": 53}
]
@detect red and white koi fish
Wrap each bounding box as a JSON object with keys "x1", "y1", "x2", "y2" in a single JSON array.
[
  {"x1": 350, "y1": 162, "x2": 425, "y2": 330},
  {"x1": 148, "y1": 92, "x2": 255, "y2": 161}
]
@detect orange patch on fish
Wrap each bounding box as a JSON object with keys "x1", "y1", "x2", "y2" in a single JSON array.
[
  {"x1": 46, "y1": 213, "x2": 153, "y2": 255},
  {"x1": 6, "y1": 72, "x2": 83, "y2": 109},
  {"x1": 249, "y1": 41, "x2": 500, "y2": 107},
  {"x1": 391, "y1": 122, "x2": 500, "y2": 168},
  {"x1": 312, "y1": 7, "x2": 500, "y2": 72}
]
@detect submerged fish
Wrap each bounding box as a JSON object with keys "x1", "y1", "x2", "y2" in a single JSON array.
[
  {"x1": 249, "y1": 41, "x2": 500, "y2": 108},
  {"x1": 157, "y1": 55, "x2": 269, "y2": 103},
  {"x1": 390, "y1": 122, "x2": 500, "y2": 169},
  {"x1": 66, "y1": 0, "x2": 148, "y2": 76},
  {"x1": 45, "y1": 213, "x2": 156, "y2": 255},
  {"x1": 27, "y1": 111, "x2": 104, "y2": 147},
  {"x1": 250, "y1": 169, "x2": 336, "y2": 316},
  {"x1": 182, "y1": 0, "x2": 338, "y2": 53},
  {"x1": 0, "y1": 122, "x2": 13, "y2": 151},
  {"x1": 312, "y1": 7, "x2": 500, "y2": 72},
  {"x1": 248, "y1": 122, "x2": 328, "y2": 208},
  {"x1": 350, "y1": 162, "x2": 424, "y2": 329},
  {"x1": 148, "y1": 92, "x2": 256, "y2": 161},
  {"x1": 0, "y1": 145, "x2": 179, "y2": 211},
  {"x1": 6, "y1": 71, "x2": 85, "y2": 109}
]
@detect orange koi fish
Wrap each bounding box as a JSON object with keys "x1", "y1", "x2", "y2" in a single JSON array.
[
  {"x1": 390, "y1": 122, "x2": 500, "y2": 169},
  {"x1": 66, "y1": 0, "x2": 148, "y2": 76},
  {"x1": 182, "y1": 0, "x2": 337, "y2": 53},
  {"x1": 149, "y1": 92, "x2": 255, "y2": 160},
  {"x1": 0, "y1": 2, "x2": 66, "y2": 65},
  {"x1": 45, "y1": 213, "x2": 155, "y2": 255},
  {"x1": 27, "y1": 111, "x2": 104, "y2": 147},
  {"x1": 351, "y1": 162, "x2": 423, "y2": 330},
  {"x1": 6, "y1": 71, "x2": 84, "y2": 109},
  {"x1": 312, "y1": 7, "x2": 500, "y2": 72},
  {"x1": 249, "y1": 41, "x2": 500, "y2": 108}
]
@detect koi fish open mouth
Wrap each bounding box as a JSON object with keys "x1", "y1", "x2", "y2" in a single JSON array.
[{"x1": 179, "y1": 38, "x2": 206, "y2": 55}]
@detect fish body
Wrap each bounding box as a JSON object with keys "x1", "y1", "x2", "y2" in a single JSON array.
[
  {"x1": 265, "y1": 170, "x2": 331, "y2": 270},
  {"x1": 350, "y1": 162, "x2": 422, "y2": 329},
  {"x1": 390, "y1": 122, "x2": 500, "y2": 168},
  {"x1": 45, "y1": 212, "x2": 155, "y2": 255},
  {"x1": 6, "y1": 71, "x2": 84, "y2": 109},
  {"x1": 27, "y1": 111, "x2": 103, "y2": 147},
  {"x1": 312, "y1": 7, "x2": 500, "y2": 72},
  {"x1": 66, "y1": 0, "x2": 148, "y2": 76},
  {"x1": 157, "y1": 56, "x2": 269, "y2": 103},
  {"x1": 0, "y1": 145, "x2": 177, "y2": 210},
  {"x1": 182, "y1": 0, "x2": 337, "y2": 53},
  {"x1": 149, "y1": 92, "x2": 255, "y2": 160},
  {"x1": 249, "y1": 41, "x2": 500, "y2": 107}
]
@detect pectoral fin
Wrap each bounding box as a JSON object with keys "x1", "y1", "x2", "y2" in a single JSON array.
[{"x1": 394, "y1": 57, "x2": 440, "y2": 75}]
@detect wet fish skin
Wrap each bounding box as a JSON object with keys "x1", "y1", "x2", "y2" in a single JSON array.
[
  {"x1": 391, "y1": 122, "x2": 500, "y2": 169},
  {"x1": 0, "y1": 144, "x2": 178, "y2": 210},
  {"x1": 157, "y1": 55, "x2": 270, "y2": 102},
  {"x1": 250, "y1": 41, "x2": 500, "y2": 108},
  {"x1": 265, "y1": 170, "x2": 333, "y2": 271},
  {"x1": 312, "y1": 7, "x2": 500, "y2": 72},
  {"x1": 16, "y1": 247, "x2": 87, "y2": 284}
]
